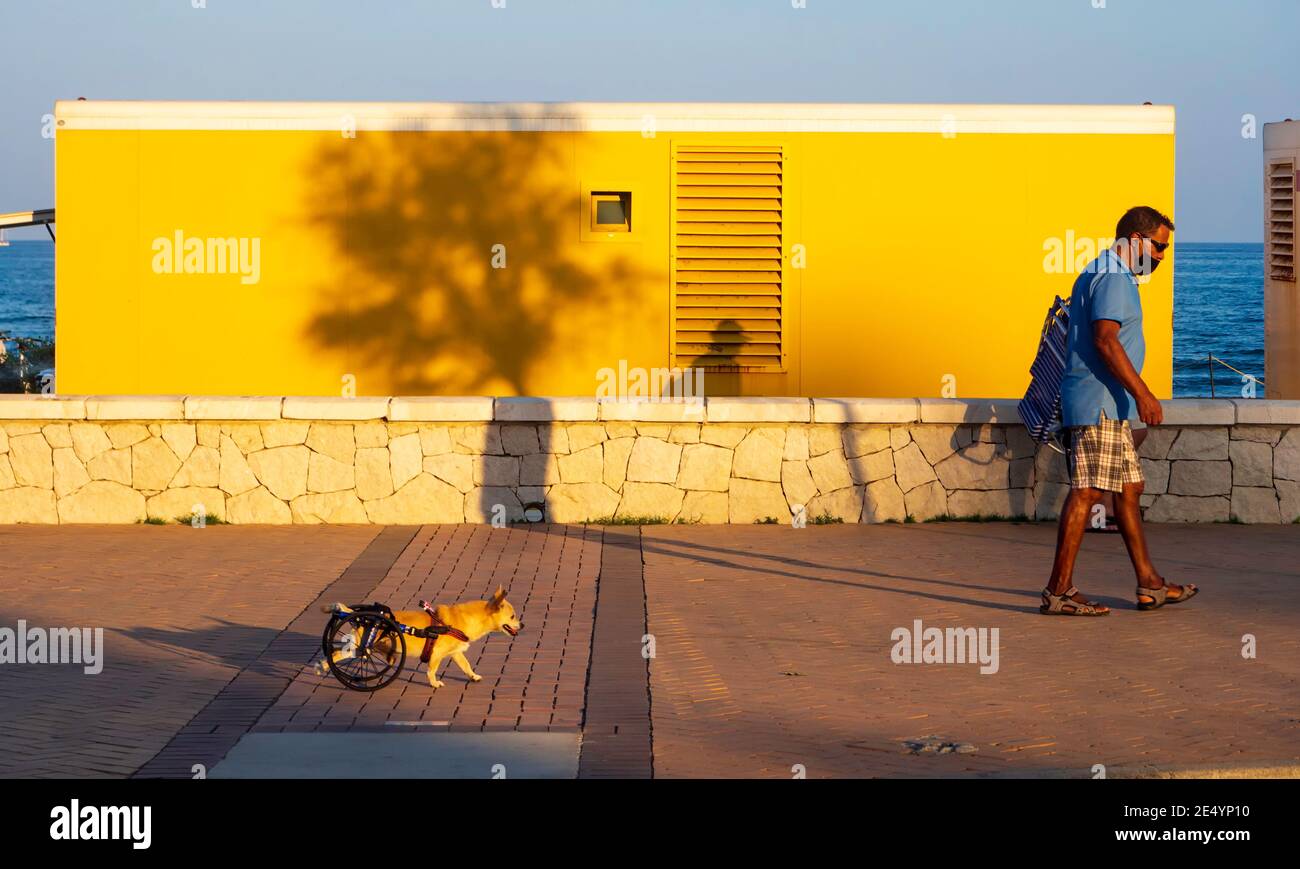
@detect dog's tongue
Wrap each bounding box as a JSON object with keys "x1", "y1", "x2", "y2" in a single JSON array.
[{"x1": 504, "y1": 625, "x2": 518, "y2": 636}]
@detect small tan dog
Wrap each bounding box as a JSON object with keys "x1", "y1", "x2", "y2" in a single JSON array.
[{"x1": 318, "y1": 586, "x2": 521, "y2": 689}]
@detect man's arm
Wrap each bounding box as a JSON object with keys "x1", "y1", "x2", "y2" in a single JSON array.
[{"x1": 1092, "y1": 319, "x2": 1163, "y2": 425}]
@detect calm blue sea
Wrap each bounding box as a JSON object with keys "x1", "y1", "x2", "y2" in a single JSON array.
[
  {"x1": 1170, "y1": 243, "x2": 1265, "y2": 398},
  {"x1": 0, "y1": 240, "x2": 55, "y2": 341},
  {"x1": 0, "y1": 239, "x2": 1266, "y2": 398}
]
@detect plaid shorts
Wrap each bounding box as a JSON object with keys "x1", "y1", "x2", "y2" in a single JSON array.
[{"x1": 1068, "y1": 412, "x2": 1144, "y2": 492}]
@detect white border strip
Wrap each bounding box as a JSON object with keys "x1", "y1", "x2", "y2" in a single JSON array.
[
  {"x1": 3, "y1": 396, "x2": 1278, "y2": 424},
  {"x1": 54, "y1": 101, "x2": 1176, "y2": 135}
]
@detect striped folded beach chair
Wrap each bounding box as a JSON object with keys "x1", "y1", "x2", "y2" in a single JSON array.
[{"x1": 1018, "y1": 295, "x2": 1070, "y2": 452}]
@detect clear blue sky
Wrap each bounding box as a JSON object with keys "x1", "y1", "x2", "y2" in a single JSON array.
[{"x1": 1, "y1": 0, "x2": 1295, "y2": 241}]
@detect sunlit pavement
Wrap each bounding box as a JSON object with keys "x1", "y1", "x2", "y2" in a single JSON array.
[
  {"x1": 1, "y1": 522, "x2": 1295, "y2": 778},
  {"x1": 645, "y1": 523, "x2": 1300, "y2": 778}
]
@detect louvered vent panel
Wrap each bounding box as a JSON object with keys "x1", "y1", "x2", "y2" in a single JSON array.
[
  {"x1": 673, "y1": 146, "x2": 783, "y2": 369},
  {"x1": 1269, "y1": 160, "x2": 1295, "y2": 282}
]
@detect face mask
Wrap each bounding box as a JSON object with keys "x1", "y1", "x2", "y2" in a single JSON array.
[{"x1": 1124, "y1": 238, "x2": 1162, "y2": 276}]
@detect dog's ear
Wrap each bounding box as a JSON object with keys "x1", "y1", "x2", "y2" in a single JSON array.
[{"x1": 489, "y1": 586, "x2": 506, "y2": 609}]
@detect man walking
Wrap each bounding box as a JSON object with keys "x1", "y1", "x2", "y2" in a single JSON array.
[{"x1": 1041, "y1": 206, "x2": 1199, "y2": 615}]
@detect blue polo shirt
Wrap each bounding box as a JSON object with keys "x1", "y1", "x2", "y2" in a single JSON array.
[{"x1": 1060, "y1": 248, "x2": 1145, "y2": 427}]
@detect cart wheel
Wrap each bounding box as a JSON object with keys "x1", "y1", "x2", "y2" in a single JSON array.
[{"x1": 321, "y1": 611, "x2": 406, "y2": 692}]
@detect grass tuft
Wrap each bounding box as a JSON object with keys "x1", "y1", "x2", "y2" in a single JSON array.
[
  {"x1": 588, "y1": 515, "x2": 674, "y2": 525},
  {"x1": 174, "y1": 513, "x2": 227, "y2": 526},
  {"x1": 925, "y1": 513, "x2": 1032, "y2": 523},
  {"x1": 138, "y1": 513, "x2": 228, "y2": 526}
]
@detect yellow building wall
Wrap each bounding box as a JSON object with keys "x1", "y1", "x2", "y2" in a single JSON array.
[
  {"x1": 55, "y1": 127, "x2": 1174, "y2": 398},
  {"x1": 797, "y1": 131, "x2": 1175, "y2": 399}
]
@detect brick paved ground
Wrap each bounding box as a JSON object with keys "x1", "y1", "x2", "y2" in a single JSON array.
[
  {"x1": 135, "y1": 526, "x2": 419, "y2": 777},
  {"x1": 0, "y1": 525, "x2": 378, "y2": 778},
  {"x1": 3, "y1": 521, "x2": 1297, "y2": 778},
  {"x1": 643, "y1": 522, "x2": 1300, "y2": 778},
  {"x1": 578, "y1": 527, "x2": 652, "y2": 778},
  {"x1": 254, "y1": 523, "x2": 600, "y2": 735}
]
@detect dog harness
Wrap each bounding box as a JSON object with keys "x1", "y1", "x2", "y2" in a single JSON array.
[{"x1": 416, "y1": 599, "x2": 469, "y2": 664}]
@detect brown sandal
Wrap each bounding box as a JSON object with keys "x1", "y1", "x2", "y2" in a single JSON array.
[
  {"x1": 1136, "y1": 582, "x2": 1199, "y2": 611},
  {"x1": 1040, "y1": 586, "x2": 1110, "y2": 616}
]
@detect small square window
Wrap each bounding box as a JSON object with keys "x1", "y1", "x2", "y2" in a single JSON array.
[{"x1": 591, "y1": 192, "x2": 631, "y2": 233}]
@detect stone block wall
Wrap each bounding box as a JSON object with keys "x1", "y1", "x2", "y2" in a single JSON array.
[{"x1": 0, "y1": 395, "x2": 1296, "y2": 525}]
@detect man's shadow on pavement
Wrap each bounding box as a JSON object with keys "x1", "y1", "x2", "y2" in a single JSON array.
[{"x1": 640, "y1": 533, "x2": 1134, "y2": 615}]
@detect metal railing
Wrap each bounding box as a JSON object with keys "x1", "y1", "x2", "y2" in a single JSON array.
[{"x1": 1206, "y1": 353, "x2": 1264, "y2": 398}]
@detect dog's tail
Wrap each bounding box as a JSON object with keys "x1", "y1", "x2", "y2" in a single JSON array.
[{"x1": 320, "y1": 602, "x2": 354, "y2": 615}]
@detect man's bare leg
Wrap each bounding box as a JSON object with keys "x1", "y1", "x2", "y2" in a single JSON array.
[
  {"x1": 1112, "y1": 480, "x2": 1188, "y2": 603},
  {"x1": 1047, "y1": 486, "x2": 1108, "y2": 609}
]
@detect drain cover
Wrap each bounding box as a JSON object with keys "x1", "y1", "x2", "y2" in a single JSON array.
[{"x1": 902, "y1": 735, "x2": 977, "y2": 755}]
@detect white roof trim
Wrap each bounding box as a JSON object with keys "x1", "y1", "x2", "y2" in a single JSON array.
[{"x1": 53, "y1": 101, "x2": 1176, "y2": 135}]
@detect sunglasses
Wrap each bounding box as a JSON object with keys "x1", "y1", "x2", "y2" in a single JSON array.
[{"x1": 1137, "y1": 234, "x2": 1170, "y2": 254}]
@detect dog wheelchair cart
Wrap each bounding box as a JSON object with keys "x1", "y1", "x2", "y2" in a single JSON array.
[{"x1": 320, "y1": 601, "x2": 467, "y2": 692}]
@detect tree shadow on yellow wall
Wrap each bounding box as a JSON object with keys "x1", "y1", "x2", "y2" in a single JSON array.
[{"x1": 301, "y1": 121, "x2": 648, "y2": 395}]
